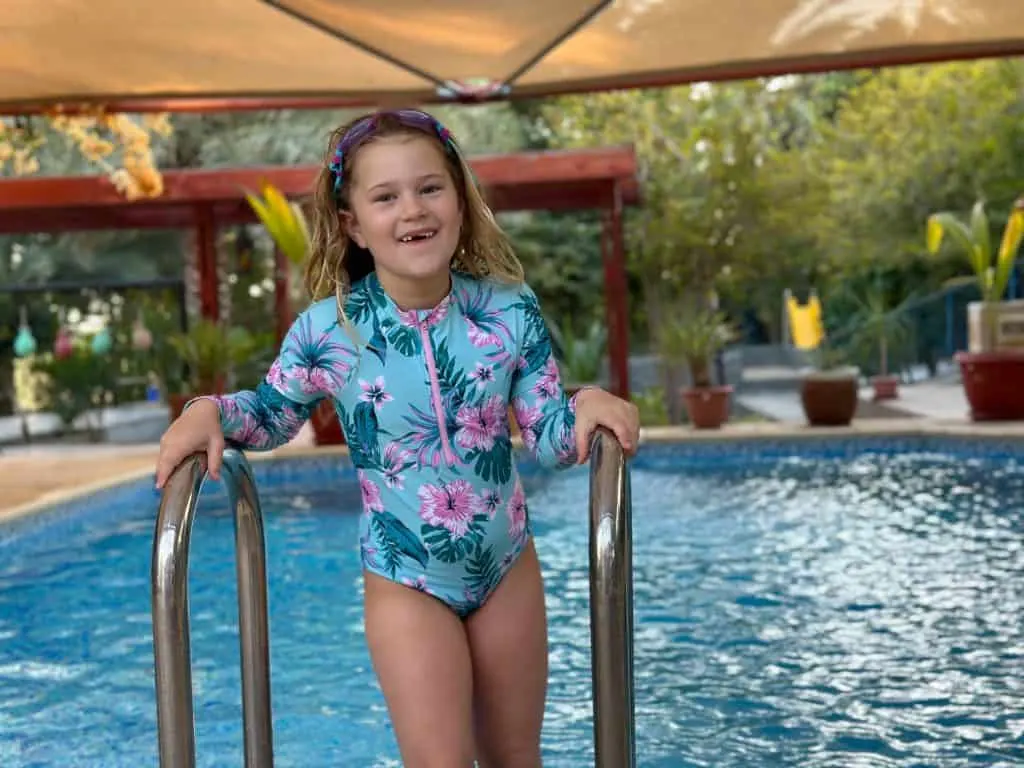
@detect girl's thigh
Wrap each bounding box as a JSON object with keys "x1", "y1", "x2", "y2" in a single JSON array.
[
  {"x1": 363, "y1": 571, "x2": 475, "y2": 768},
  {"x1": 465, "y1": 539, "x2": 548, "y2": 767}
]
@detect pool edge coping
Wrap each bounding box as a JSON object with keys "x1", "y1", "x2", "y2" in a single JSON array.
[{"x1": 2, "y1": 419, "x2": 1021, "y2": 524}]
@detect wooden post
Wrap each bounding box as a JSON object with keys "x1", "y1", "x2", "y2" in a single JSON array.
[
  {"x1": 602, "y1": 183, "x2": 630, "y2": 400},
  {"x1": 273, "y1": 248, "x2": 292, "y2": 344},
  {"x1": 195, "y1": 205, "x2": 219, "y2": 321}
]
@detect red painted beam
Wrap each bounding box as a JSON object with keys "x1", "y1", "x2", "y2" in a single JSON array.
[{"x1": 0, "y1": 147, "x2": 637, "y2": 213}]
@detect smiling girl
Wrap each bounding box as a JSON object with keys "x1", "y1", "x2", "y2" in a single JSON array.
[{"x1": 155, "y1": 109, "x2": 640, "y2": 767}]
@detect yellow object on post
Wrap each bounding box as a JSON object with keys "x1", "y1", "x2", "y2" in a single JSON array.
[{"x1": 785, "y1": 293, "x2": 824, "y2": 350}]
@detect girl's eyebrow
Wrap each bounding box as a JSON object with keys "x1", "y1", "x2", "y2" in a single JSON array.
[{"x1": 367, "y1": 173, "x2": 445, "y2": 193}]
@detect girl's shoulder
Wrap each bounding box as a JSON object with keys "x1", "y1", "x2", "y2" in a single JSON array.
[{"x1": 452, "y1": 271, "x2": 537, "y2": 311}]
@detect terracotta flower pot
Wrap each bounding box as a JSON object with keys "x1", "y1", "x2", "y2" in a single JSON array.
[
  {"x1": 681, "y1": 385, "x2": 732, "y2": 429},
  {"x1": 800, "y1": 369, "x2": 859, "y2": 427},
  {"x1": 871, "y1": 374, "x2": 900, "y2": 401},
  {"x1": 956, "y1": 350, "x2": 1024, "y2": 421}
]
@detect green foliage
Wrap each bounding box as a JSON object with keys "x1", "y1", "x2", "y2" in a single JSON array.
[
  {"x1": 166, "y1": 320, "x2": 270, "y2": 394},
  {"x1": 31, "y1": 345, "x2": 117, "y2": 437},
  {"x1": 547, "y1": 316, "x2": 606, "y2": 384},
  {"x1": 807, "y1": 59, "x2": 1024, "y2": 283},
  {"x1": 502, "y1": 211, "x2": 604, "y2": 330},
  {"x1": 926, "y1": 199, "x2": 1024, "y2": 303},
  {"x1": 631, "y1": 387, "x2": 670, "y2": 427},
  {"x1": 843, "y1": 282, "x2": 915, "y2": 377},
  {"x1": 657, "y1": 309, "x2": 733, "y2": 388}
]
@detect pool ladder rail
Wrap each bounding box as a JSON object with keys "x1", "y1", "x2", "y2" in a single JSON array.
[{"x1": 151, "y1": 428, "x2": 636, "y2": 768}]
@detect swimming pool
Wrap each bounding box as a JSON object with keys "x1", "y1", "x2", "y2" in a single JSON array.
[{"x1": 1, "y1": 436, "x2": 1022, "y2": 767}]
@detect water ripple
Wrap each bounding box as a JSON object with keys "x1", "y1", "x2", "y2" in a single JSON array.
[{"x1": 0, "y1": 451, "x2": 1021, "y2": 766}]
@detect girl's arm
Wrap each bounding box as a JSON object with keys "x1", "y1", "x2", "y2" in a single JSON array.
[
  {"x1": 192, "y1": 306, "x2": 354, "y2": 451},
  {"x1": 509, "y1": 285, "x2": 585, "y2": 469}
]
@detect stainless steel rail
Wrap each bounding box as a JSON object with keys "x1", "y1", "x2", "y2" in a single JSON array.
[
  {"x1": 588, "y1": 427, "x2": 637, "y2": 768},
  {"x1": 151, "y1": 449, "x2": 274, "y2": 768}
]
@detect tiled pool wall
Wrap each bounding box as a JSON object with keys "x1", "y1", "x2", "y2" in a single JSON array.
[{"x1": 2, "y1": 434, "x2": 1022, "y2": 550}]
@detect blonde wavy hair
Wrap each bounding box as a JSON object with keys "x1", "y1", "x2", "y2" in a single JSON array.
[{"x1": 304, "y1": 110, "x2": 524, "y2": 311}]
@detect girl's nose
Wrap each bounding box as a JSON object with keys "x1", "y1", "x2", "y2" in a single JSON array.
[{"x1": 399, "y1": 192, "x2": 426, "y2": 220}]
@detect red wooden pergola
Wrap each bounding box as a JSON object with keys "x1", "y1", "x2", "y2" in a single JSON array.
[{"x1": 0, "y1": 146, "x2": 639, "y2": 398}]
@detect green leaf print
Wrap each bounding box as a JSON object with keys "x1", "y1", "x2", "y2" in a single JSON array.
[
  {"x1": 367, "y1": 315, "x2": 388, "y2": 365},
  {"x1": 372, "y1": 511, "x2": 430, "y2": 577},
  {"x1": 381, "y1": 319, "x2": 421, "y2": 357},
  {"x1": 352, "y1": 401, "x2": 383, "y2": 463},
  {"x1": 345, "y1": 290, "x2": 374, "y2": 324},
  {"x1": 421, "y1": 513, "x2": 490, "y2": 563},
  {"x1": 464, "y1": 544, "x2": 501, "y2": 600},
  {"x1": 432, "y1": 337, "x2": 472, "y2": 401},
  {"x1": 338, "y1": 404, "x2": 379, "y2": 470},
  {"x1": 467, "y1": 438, "x2": 512, "y2": 484}
]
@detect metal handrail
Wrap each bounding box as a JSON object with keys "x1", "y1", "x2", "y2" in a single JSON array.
[
  {"x1": 588, "y1": 427, "x2": 636, "y2": 768},
  {"x1": 151, "y1": 448, "x2": 274, "y2": 768}
]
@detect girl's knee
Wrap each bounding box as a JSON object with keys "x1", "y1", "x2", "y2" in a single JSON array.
[
  {"x1": 401, "y1": 742, "x2": 475, "y2": 768},
  {"x1": 476, "y1": 742, "x2": 542, "y2": 768}
]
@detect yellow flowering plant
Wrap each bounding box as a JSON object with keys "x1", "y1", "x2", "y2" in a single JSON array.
[{"x1": 0, "y1": 110, "x2": 172, "y2": 200}]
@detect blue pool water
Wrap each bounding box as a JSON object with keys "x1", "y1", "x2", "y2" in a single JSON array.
[{"x1": 1, "y1": 438, "x2": 1023, "y2": 767}]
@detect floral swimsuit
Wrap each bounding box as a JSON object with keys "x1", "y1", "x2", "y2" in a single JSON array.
[{"x1": 207, "y1": 270, "x2": 580, "y2": 617}]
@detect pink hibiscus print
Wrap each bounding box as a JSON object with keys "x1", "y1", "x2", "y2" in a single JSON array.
[
  {"x1": 417, "y1": 479, "x2": 479, "y2": 539},
  {"x1": 507, "y1": 480, "x2": 528, "y2": 543},
  {"x1": 532, "y1": 357, "x2": 561, "y2": 402},
  {"x1": 382, "y1": 442, "x2": 413, "y2": 489},
  {"x1": 481, "y1": 489, "x2": 502, "y2": 519},
  {"x1": 469, "y1": 362, "x2": 495, "y2": 390},
  {"x1": 454, "y1": 395, "x2": 506, "y2": 451},
  {"x1": 467, "y1": 320, "x2": 501, "y2": 348},
  {"x1": 358, "y1": 470, "x2": 383, "y2": 512},
  {"x1": 235, "y1": 413, "x2": 270, "y2": 448},
  {"x1": 359, "y1": 377, "x2": 392, "y2": 409},
  {"x1": 512, "y1": 398, "x2": 542, "y2": 451}
]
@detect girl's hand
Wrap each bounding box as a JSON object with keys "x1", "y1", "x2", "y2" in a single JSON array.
[
  {"x1": 155, "y1": 398, "x2": 226, "y2": 489},
  {"x1": 573, "y1": 388, "x2": 640, "y2": 464}
]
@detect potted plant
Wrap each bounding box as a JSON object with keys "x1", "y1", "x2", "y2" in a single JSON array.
[
  {"x1": 165, "y1": 320, "x2": 262, "y2": 420},
  {"x1": 800, "y1": 341, "x2": 860, "y2": 427},
  {"x1": 847, "y1": 283, "x2": 913, "y2": 402},
  {"x1": 927, "y1": 198, "x2": 1024, "y2": 421},
  {"x1": 548, "y1": 316, "x2": 607, "y2": 396},
  {"x1": 246, "y1": 181, "x2": 346, "y2": 445},
  {"x1": 658, "y1": 308, "x2": 734, "y2": 429}
]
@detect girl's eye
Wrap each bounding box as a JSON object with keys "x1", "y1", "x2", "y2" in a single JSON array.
[
  {"x1": 372, "y1": 193, "x2": 395, "y2": 204},
  {"x1": 421, "y1": 184, "x2": 442, "y2": 194}
]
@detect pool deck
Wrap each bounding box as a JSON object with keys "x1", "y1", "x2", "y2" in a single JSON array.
[{"x1": 2, "y1": 416, "x2": 1023, "y2": 525}]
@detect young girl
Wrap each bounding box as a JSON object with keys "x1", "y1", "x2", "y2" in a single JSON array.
[{"x1": 155, "y1": 108, "x2": 640, "y2": 767}]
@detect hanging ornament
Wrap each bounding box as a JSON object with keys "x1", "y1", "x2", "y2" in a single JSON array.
[
  {"x1": 131, "y1": 313, "x2": 153, "y2": 351},
  {"x1": 53, "y1": 308, "x2": 74, "y2": 359},
  {"x1": 91, "y1": 327, "x2": 113, "y2": 355},
  {"x1": 54, "y1": 326, "x2": 74, "y2": 359},
  {"x1": 12, "y1": 307, "x2": 37, "y2": 358}
]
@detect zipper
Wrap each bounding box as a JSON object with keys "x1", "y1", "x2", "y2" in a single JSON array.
[{"x1": 417, "y1": 318, "x2": 457, "y2": 467}]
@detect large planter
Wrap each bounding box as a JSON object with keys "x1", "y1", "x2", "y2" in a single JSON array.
[
  {"x1": 956, "y1": 351, "x2": 1024, "y2": 421},
  {"x1": 871, "y1": 374, "x2": 900, "y2": 401},
  {"x1": 800, "y1": 367, "x2": 859, "y2": 427},
  {"x1": 681, "y1": 385, "x2": 732, "y2": 429},
  {"x1": 967, "y1": 300, "x2": 1024, "y2": 352}
]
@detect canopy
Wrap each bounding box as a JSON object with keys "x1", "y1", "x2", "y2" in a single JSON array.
[{"x1": 3, "y1": 0, "x2": 1024, "y2": 113}]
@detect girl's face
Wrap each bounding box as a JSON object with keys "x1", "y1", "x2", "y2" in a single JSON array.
[{"x1": 344, "y1": 134, "x2": 462, "y2": 307}]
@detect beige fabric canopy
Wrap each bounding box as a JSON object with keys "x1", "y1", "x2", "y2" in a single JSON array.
[{"x1": 2, "y1": 0, "x2": 1024, "y2": 112}]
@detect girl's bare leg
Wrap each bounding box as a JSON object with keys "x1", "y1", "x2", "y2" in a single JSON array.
[
  {"x1": 465, "y1": 539, "x2": 548, "y2": 768},
  {"x1": 363, "y1": 572, "x2": 476, "y2": 768}
]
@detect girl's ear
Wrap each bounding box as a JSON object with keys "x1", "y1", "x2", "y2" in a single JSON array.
[{"x1": 341, "y1": 210, "x2": 367, "y2": 248}]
